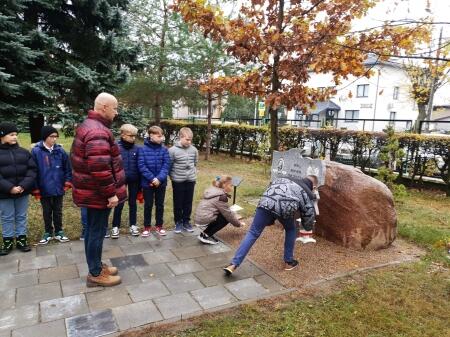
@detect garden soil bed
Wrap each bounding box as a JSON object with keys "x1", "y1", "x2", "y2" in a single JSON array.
[{"x1": 218, "y1": 218, "x2": 425, "y2": 289}]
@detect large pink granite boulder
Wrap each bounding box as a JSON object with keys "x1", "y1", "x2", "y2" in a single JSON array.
[{"x1": 315, "y1": 161, "x2": 397, "y2": 250}]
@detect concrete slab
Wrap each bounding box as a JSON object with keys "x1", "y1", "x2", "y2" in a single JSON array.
[
  {"x1": 18, "y1": 255, "x2": 57, "y2": 272},
  {"x1": 12, "y1": 319, "x2": 66, "y2": 337},
  {"x1": 61, "y1": 278, "x2": 103, "y2": 297},
  {"x1": 154, "y1": 293, "x2": 202, "y2": 319},
  {"x1": 171, "y1": 245, "x2": 207, "y2": 260},
  {"x1": 254, "y1": 274, "x2": 285, "y2": 292},
  {"x1": 40, "y1": 294, "x2": 89, "y2": 323},
  {"x1": 102, "y1": 246, "x2": 125, "y2": 259},
  {"x1": 0, "y1": 304, "x2": 39, "y2": 333},
  {"x1": 135, "y1": 263, "x2": 174, "y2": 281},
  {"x1": 85, "y1": 287, "x2": 132, "y2": 311},
  {"x1": 103, "y1": 236, "x2": 133, "y2": 247},
  {"x1": 75, "y1": 263, "x2": 88, "y2": 278},
  {"x1": 141, "y1": 250, "x2": 178, "y2": 265},
  {"x1": 112, "y1": 300, "x2": 163, "y2": 330},
  {"x1": 66, "y1": 309, "x2": 118, "y2": 337},
  {"x1": 56, "y1": 253, "x2": 85, "y2": 266},
  {"x1": 38, "y1": 264, "x2": 79, "y2": 284},
  {"x1": 16, "y1": 282, "x2": 62, "y2": 306},
  {"x1": 36, "y1": 243, "x2": 71, "y2": 257},
  {"x1": 190, "y1": 285, "x2": 237, "y2": 310},
  {"x1": 173, "y1": 236, "x2": 201, "y2": 247},
  {"x1": 116, "y1": 268, "x2": 142, "y2": 287},
  {"x1": 167, "y1": 259, "x2": 205, "y2": 275},
  {"x1": 150, "y1": 238, "x2": 180, "y2": 251},
  {"x1": 0, "y1": 270, "x2": 38, "y2": 290},
  {"x1": 194, "y1": 268, "x2": 238, "y2": 287},
  {"x1": 110, "y1": 254, "x2": 148, "y2": 270},
  {"x1": 201, "y1": 242, "x2": 232, "y2": 254},
  {"x1": 0, "y1": 260, "x2": 18, "y2": 274},
  {"x1": 119, "y1": 242, "x2": 154, "y2": 255},
  {"x1": 196, "y1": 251, "x2": 234, "y2": 269},
  {"x1": 224, "y1": 278, "x2": 269, "y2": 300},
  {"x1": 161, "y1": 273, "x2": 204, "y2": 294},
  {"x1": 0, "y1": 289, "x2": 15, "y2": 311},
  {"x1": 126, "y1": 279, "x2": 170, "y2": 302}
]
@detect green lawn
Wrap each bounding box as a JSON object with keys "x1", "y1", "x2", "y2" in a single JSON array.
[{"x1": 17, "y1": 134, "x2": 450, "y2": 337}]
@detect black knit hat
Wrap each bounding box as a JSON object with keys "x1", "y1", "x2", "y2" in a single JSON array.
[
  {"x1": 41, "y1": 125, "x2": 59, "y2": 141},
  {"x1": 0, "y1": 122, "x2": 18, "y2": 138}
]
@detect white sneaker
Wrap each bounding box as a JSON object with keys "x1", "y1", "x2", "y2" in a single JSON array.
[
  {"x1": 141, "y1": 229, "x2": 150, "y2": 237},
  {"x1": 296, "y1": 236, "x2": 317, "y2": 244},
  {"x1": 111, "y1": 227, "x2": 119, "y2": 239},
  {"x1": 129, "y1": 225, "x2": 139, "y2": 236},
  {"x1": 197, "y1": 232, "x2": 218, "y2": 245}
]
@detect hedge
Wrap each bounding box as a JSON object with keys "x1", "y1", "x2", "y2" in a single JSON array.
[{"x1": 160, "y1": 120, "x2": 450, "y2": 193}]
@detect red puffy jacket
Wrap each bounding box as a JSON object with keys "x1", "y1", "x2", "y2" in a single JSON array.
[{"x1": 70, "y1": 110, "x2": 127, "y2": 209}]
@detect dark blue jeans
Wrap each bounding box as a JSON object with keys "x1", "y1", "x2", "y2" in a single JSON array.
[
  {"x1": 85, "y1": 208, "x2": 111, "y2": 276},
  {"x1": 231, "y1": 207, "x2": 297, "y2": 267},
  {"x1": 143, "y1": 182, "x2": 167, "y2": 227},
  {"x1": 112, "y1": 181, "x2": 140, "y2": 227},
  {"x1": 80, "y1": 207, "x2": 87, "y2": 238},
  {"x1": 172, "y1": 181, "x2": 195, "y2": 224}
]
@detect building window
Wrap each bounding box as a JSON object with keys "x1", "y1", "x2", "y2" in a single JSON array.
[
  {"x1": 389, "y1": 111, "x2": 396, "y2": 126},
  {"x1": 345, "y1": 110, "x2": 359, "y2": 121},
  {"x1": 356, "y1": 84, "x2": 369, "y2": 97},
  {"x1": 393, "y1": 86, "x2": 399, "y2": 100}
]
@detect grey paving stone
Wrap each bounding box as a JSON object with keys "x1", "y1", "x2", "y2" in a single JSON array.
[
  {"x1": 68, "y1": 241, "x2": 85, "y2": 254},
  {"x1": 0, "y1": 304, "x2": 39, "y2": 333},
  {"x1": 224, "y1": 278, "x2": 269, "y2": 300},
  {"x1": 117, "y1": 268, "x2": 142, "y2": 286},
  {"x1": 171, "y1": 245, "x2": 207, "y2": 260},
  {"x1": 0, "y1": 289, "x2": 15, "y2": 311},
  {"x1": 135, "y1": 263, "x2": 174, "y2": 281},
  {"x1": 173, "y1": 235, "x2": 202, "y2": 247},
  {"x1": 12, "y1": 319, "x2": 66, "y2": 337},
  {"x1": 233, "y1": 261, "x2": 265, "y2": 278},
  {"x1": 66, "y1": 309, "x2": 118, "y2": 337},
  {"x1": 196, "y1": 251, "x2": 234, "y2": 269},
  {"x1": 0, "y1": 270, "x2": 38, "y2": 290},
  {"x1": 110, "y1": 254, "x2": 148, "y2": 270},
  {"x1": 112, "y1": 300, "x2": 163, "y2": 330},
  {"x1": 167, "y1": 259, "x2": 205, "y2": 275},
  {"x1": 201, "y1": 242, "x2": 232, "y2": 254},
  {"x1": 86, "y1": 287, "x2": 132, "y2": 311},
  {"x1": 76, "y1": 263, "x2": 88, "y2": 277},
  {"x1": 126, "y1": 279, "x2": 170, "y2": 302},
  {"x1": 0, "y1": 331, "x2": 10, "y2": 337},
  {"x1": 154, "y1": 293, "x2": 202, "y2": 319},
  {"x1": 180, "y1": 228, "x2": 201, "y2": 237},
  {"x1": 150, "y1": 238, "x2": 181, "y2": 251},
  {"x1": 39, "y1": 264, "x2": 79, "y2": 283},
  {"x1": 19, "y1": 255, "x2": 57, "y2": 272},
  {"x1": 194, "y1": 268, "x2": 238, "y2": 287},
  {"x1": 103, "y1": 236, "x2": 133, "y2": 247},
  {"x1": 119, "y1": 242, "x2": 153, "y2": 255},
  {"x1": 141, "y1": 250, "x2": 178, "y2": 265},
  {"x1": 254, "y1": 274, "x2": 285, "y2": 292},
  {"x1": 40, "y1": 294, "x2": 89, "y2": 322},
  {"x1": 16, "y1": 282, "x2": 62, "y2": 306},
  {"x1": 102, "y1": 246, "x2": 125, "y2": 259},
  {"x1": 161, "y1": 273, "x2": 204, "y2": 294},
  {"x1": 36, "y1": 243, "x2": 71, "y2": 257},
  {"x1": 1, "y1": 259, "x2": 18, "y2": 273},
  {"x1": 127, "y1": 235, "x2": 158, "y2": 244},
  {"x1": 190, "y1": 285, "x2": 237, "y2": 309},
  {"x1": 57, "y1": 253, "x2": 85, "y2": 266},
  {"x1": 61, "y1": 278, "x2": 103, "y2": 297}
]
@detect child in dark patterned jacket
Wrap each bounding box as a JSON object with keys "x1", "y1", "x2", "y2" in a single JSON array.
[{"x1": 224, "y1": 175, "x2": 317, "y2": 275}]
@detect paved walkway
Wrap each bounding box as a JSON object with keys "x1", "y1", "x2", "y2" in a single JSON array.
[{"x1": 0, "y1": 228, "x2": 288, "y2": 337}]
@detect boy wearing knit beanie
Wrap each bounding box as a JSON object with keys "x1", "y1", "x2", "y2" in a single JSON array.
[{"x1": 31, "y1": 125, "x2": 72, "y2": 244}]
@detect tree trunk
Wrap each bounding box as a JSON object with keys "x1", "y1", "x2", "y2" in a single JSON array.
[
  {"x1": 414, "y1": 103, "x2": 427, "y2": 133},
  {"x1": 205, "y1": 91, "x2": 213, "y2": 160},
  {"x1": 29, "y1": 113, "x2": 44, "y2": 143}
]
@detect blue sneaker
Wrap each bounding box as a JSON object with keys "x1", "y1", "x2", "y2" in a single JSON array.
[
  {"x1": 175, "y1": 222, "x2": 183, "y2": 234},
  {"x1": 183, "y1": 222, "x2": 194, "y2": 233}
]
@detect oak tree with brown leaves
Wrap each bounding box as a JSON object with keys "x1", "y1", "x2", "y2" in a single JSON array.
[{"x1": 173, "y1": 0, "x2": 429, "y2": 151}]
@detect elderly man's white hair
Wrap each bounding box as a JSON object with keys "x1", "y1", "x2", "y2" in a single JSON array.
[{"x1": 94, "y1": 92, "x2": 117, "y2": 109}]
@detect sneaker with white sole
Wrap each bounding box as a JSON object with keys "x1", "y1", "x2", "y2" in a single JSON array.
[
  {"x1": 296, "y1": 236, "x2": 317, "y2": 244},
  {"x1": 183, "y1": 222, "x2": 194, "y2": 233},
  {"x1": 129, "y1": 225, "x2": 139, "y2": 236},
  {"x1": 284, "y1": 259, "x2": 299, "y2": 271},
  {"x1": 197, "y1": 232, "x2": 217, "y2": 245},
  {"x1": 155, "y1": 226, "x2": 167, "y2": 236},
  {"x1": 174, "y1": 222, "x2": 183, "y2": 234},
  {"x1": 104, "y1": 231, "x2": 110, "y2": 238},
  {"x1": 141, "y1": 227, "x2": 151, "y2": 237},
  {"x1": 38, "y1": 232, "x2": 53, "y2": 245},
  {"x1": 55, "y1": 231, "x2": 70, "y2": 243},
  {"x1": 111, "y1": 227, "x2": 119, "y2": 239}
]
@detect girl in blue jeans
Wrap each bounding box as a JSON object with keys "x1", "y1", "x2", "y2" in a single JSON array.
[{"x1": 224, "y1": 175, "x2": 317, "y2": 274}]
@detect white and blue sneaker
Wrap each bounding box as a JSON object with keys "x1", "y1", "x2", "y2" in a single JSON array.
[{"x1": 183, "y1": 222, "x2": 194, "y2": 233}]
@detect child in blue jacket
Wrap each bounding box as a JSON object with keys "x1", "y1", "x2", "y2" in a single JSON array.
[
  {"x1": 138, "y1": 125, "x2": 170, "y2": 237},
  {"x1": 31, "y1": 126, "x2": 72, "y2": 244}
]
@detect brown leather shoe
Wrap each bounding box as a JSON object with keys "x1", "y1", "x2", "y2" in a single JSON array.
[
  {"x1": 86, "y1": 270, "x2": 121, "y2": 287},
  {"x1": 102, "y1": 262, "x2": 118, "y2": 276}
]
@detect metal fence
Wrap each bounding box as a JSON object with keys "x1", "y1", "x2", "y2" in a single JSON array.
[{"x1": 418, "y1": 120, "x2": 450, "y2": 135}]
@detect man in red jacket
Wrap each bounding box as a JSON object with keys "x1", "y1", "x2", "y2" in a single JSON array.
[{"x1": 70, "y1": 92, "x2": 127, "y2": 287}]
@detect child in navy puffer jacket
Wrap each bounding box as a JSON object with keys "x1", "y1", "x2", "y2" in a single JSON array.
[
  {"x1": 32, "y1": 126, "x2": 72, "y2": 245},
  {"x1": 138, "y1": 125, "x2": 171, "y2": 237}
]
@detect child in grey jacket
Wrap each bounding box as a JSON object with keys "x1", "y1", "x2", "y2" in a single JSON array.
[
  {"x1": 169, "y1": 127, "x2": 198, "y2": 233},
  {"x1": 195, "y1": 175, "x2": 245, "y2": 245}
]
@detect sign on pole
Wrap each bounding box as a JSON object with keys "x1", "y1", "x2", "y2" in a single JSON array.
[{"x1": 258, "y1": 101, "x2": 265, "y2": 117}]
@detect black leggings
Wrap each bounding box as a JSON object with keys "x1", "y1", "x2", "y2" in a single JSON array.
[{"x1": 204, "y1": 213, "x2": 228, "y2": 237}]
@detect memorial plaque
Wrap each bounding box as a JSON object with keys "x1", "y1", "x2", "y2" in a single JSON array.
[{"x1": 271, "y1": 149, "x2": 325, "y2": 186}]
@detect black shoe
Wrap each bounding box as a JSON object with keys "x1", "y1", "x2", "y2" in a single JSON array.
[
  {"x1": 284, "y1": 259, "x2": 299, "y2": 271},
  {"x1": 197, "y1": 232, "x2": 218, "y2": 245},
  {"x1": 0, "y1": 237, "x2": 14, "y2": 255},
  {"x1": 223, "y1": 264, "x2": 236, "y2": 276},
  {"x1": 16, "y1": 235, "x2": 31, "y2": 252}
]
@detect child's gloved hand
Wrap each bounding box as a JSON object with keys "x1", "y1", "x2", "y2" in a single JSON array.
[
  {"x1": 63, "y1": 181, "x2": 72, "y2": 191},
  {"x1": 31, "y1": 189, "x2": 41, "y2": 200},
  {"x1": 136, "y1": 190, "x2": 144, "y2": 204}
]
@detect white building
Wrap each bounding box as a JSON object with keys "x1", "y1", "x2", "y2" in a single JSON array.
[
  {"x1": 287, "y1": 57, "x2": 424, "y2": 132},
  {"x1": 172, "y1": 97, "x2": 226, "y2": 120}
]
